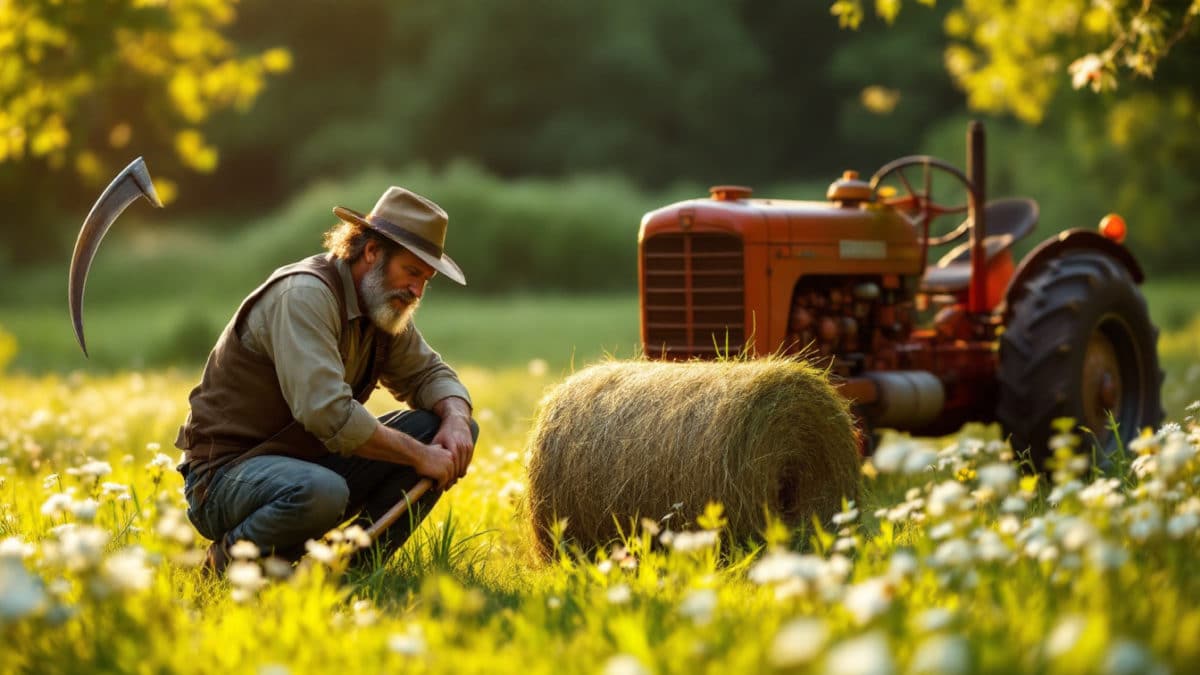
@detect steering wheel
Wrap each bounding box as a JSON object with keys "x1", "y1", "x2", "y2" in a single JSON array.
[{"x1": 869, "y1": 155, "x2": 979, "y2": 248}]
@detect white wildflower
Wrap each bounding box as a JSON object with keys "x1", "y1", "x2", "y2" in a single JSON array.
[
  {"x1": 843, "y1": 577, "x2": 894, "y2": 625},
  {"x1": 832, "y1": 507, "x2": 859, "y2": 526},
  {"x1": 1037, "y1": 545, "x2": 1060, "y2": 565},
  {"x1": 823, "y1": 631, "x2": 894, "y2": 675},
  {"x1": 1125, "y1": 502, "x2": 1162, "y2": 542},
  {"x1": 229, "y1": 540, "x2": 260, "y2": 560},
  {"x1": 910, "y1": 634, "x2": 970, "y2": 675},
  {"x1": 546, "y1": 596, "x2": 562, "y2": 609},
  {"x1": 68, "y1": 459, "x2": 113, "y2": 485},
  {"x1": 1158, "y1": 435, "x2": 1196, "y2": 480},
  {"x1": 927, "y1": 481, "x2": 969, "y2": 518},
  {"x1": 352, "y1": 599, "x2": 378, "y2": 627},
  {"x1": 977, "y1": 463, "x2": 1017, "y2": 495},
  {"x1": 0, "y1": 537, "x2": 36, "y2": 560},
  {"x1": 40, "y1": 493, "x2": 74, "y2": 518},
  {"x1": 1134, "y1": 479, "x2": 1167, "y2": 501},
  {"x1": 1086, "y1": 540, "x2": 1129, "y2": 571},
  {"x1": 42, "y1": 474, "x2": 60, "y2": 490},
  {"x1": 0, "y1": 558, "x2": 47, "y2": 620},
  {"x1": 1047, "y1": 480, "x2": 1082, "y2": 505},
  {"x1": 602, "y1": 654, "x2": 649, "y2": 675},
  {"x1": 155, "y1": 508, "x2": 194, "y2": 545},
  {"x1": 870, "y1": 441, "x2": 910, "y2": 474},
  {"x1": 70, "y1": 498, "x2": 99, "y2": 522},
  {"x1": 678, "y1": 588, "x2": 717, "y2": 625},
  {"x1": 1080, "y1": 478, "x2": 1125, "y2": 509},
  {"x1": 1166, "y1": 512, "x2": 1199, "y2": 539},
  {"x1": 1059, "y1": 519, "x2": 1098, "y2": 552},
  {"x1": 263, "y1": 556, "x2": 293, "y2": 579},
  {"x1": 227, "y1": 561, "x2": 266, "y2": 591},
  {"x1": 146, "y1": 453, "x2": 174, "y2": 473},
  {"x1": 769, "y1": 618, "x2": 829, "y2": 668},
  {"x1": 1101, "y1": 639, "x2": 1154, "y2": 675},
  {"x1": 887, "y1": 550, "x2": 919, "y2": 581},
  {"x1": 903, "y1": 447, "x2": 939, "y2": 475},
  {"x1": 597, "y1": 560, "x2": 614, "y2": 575},
  {"x1": 498, "y1": 480, "x2": 525, "y2": 506},
  {"x1": 304, "y1": 540, "x2": 338, "y2": 565},
  {"x1": 606, "y1": 584, "x2": 632, "y2": 605},
  {"x1": 527, "y1": 358, "x2": 549, "y2": 377},
  {"x1": 974, "y1": 531, "x2": 1011, "y2": 563},
  {"x1": 101, "y1": 547, "x2": 154, "y2": 593},
  {"x1": 57, "y1": 525, "x2": 108, "y2": 571},
  {"x1": 915, "y1": 607, "x2": 955, "y2": 633},
  {"x1": 998, "y1": 516, "x2": 1022, "y2": 536},
  {"x1": 930, "y1": 539, "x2": 973, "y2": 569},
  {"x1": 671, "y1": 529, "x2": 719, "y2": 553},
  {"x1": 825, "y1": 554, "x2": 853, "y2": 583},
  {"x1": 1045, "y1": 615, "x2": 1087, "y2": 657},
  {"x1": 100, "y1": 482, "x2": 129, "y2": 498},
  {"x1": 387, "y1": 625, "x2": 426, "y2": 656},
  {"x1": 343, "y1": 525, "x2": 371, "y2": 549},
  {"x1": 930, "y1": 522, "x2": 956, "y2": 541}
]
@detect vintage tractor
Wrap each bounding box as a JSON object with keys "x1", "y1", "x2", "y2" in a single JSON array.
[{"x1": 638, "y1": 121, "x2": 1163, "y2": 463}]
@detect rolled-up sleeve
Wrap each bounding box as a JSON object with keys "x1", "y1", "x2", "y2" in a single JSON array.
[
  {"x1": 253, "y1": 278, "x2": 377, "y2": 455},
  {"x1": 380, "y1": 323, "x2": 472, "y2": 411}
]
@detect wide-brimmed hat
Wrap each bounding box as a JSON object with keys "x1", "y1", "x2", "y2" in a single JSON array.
[{"x1": 333, "y1": 187, "x2": 466, "y2": 285}]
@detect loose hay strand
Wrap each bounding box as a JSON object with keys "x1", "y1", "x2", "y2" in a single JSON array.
[{"x1": 525, "y1": 357, "x2": 860, "y2": 557}]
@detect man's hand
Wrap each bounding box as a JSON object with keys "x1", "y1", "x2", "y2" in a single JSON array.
[
  {"x1": 412, "y1": 442, "x2": 456, "y2": 491},
  {"x1": 433, "y1": 396, "x2": 475, "y2": 486}
]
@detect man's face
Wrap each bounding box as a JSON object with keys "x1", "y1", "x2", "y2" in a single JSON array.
[{"x1": 360, "y1": 245, "x2": 436, "y2": 335}]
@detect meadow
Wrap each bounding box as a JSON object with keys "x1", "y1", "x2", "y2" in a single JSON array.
[{"x1": 2, "y1": 285, "x2": 1200, "y2": 673}]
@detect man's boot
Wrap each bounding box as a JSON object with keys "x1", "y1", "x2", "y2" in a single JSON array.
[{"x1": 203, "y1": 534, "x2": 233, "y2": 576}]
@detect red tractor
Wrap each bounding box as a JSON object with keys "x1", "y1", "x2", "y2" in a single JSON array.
[{"x1": 638, "y1": 121, "x2": 1163, "y2": 464}]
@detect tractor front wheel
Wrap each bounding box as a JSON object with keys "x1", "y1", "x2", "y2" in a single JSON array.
[{"x1": 997, "y1": 250, "x2": 1164, "y2": 467}]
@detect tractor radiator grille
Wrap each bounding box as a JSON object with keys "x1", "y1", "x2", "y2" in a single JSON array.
[{"x1": 642, "y1": 232, "x2": 745, "y2": 359}]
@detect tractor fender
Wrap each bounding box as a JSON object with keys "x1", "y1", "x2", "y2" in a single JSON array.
[{"x1": 999, "y1": 229, "x2": 1144, "y2": 321}]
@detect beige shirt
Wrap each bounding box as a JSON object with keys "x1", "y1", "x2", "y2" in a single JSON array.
[{"x1": 236, "y1": 256, "x2": 470, "y2": 455}]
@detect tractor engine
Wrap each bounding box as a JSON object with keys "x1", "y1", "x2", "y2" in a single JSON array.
[{"x1": 784, "y1": 275, "x2": 917, "y2": 376}]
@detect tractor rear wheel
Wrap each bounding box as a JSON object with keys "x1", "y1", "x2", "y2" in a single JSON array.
[{"x1": 997, "y1": 250, "x2": 1164, "y2": 467}]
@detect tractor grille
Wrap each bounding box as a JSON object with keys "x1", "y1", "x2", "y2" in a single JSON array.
[{"x1": 642, "y1": 232, "x2": 745, "y2": 358}]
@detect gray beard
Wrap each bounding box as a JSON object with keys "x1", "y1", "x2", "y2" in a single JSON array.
[{"x1": 360, "y1": 257, "x2": 420, "y2": 335}]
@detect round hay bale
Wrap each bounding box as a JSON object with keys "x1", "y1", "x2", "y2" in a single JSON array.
[{"x1": 525, "y1": 357, "x2": 860, "y2": 557}]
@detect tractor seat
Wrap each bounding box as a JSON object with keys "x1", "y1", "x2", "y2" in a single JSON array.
[{"x1": 920, "y1": 198, "x2": 1039, "y2": 294}]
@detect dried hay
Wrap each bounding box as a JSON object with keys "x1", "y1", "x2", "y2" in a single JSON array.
[{"x1": 525, "y1": 357, "x2": 860, "y2": 557}]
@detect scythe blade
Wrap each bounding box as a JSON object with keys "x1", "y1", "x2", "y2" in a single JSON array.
[{"x1": 69, "y1": 157, "x2": 163, "y2": 357}]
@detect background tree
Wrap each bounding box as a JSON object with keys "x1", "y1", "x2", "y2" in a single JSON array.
[{"x1": 0, "y1": 0, "x2": 288, "y2": 262}]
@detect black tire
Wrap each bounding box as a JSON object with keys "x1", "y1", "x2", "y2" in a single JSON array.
[{"x1": 997, "y1": 250, "x2": 1164, "y2": 467}]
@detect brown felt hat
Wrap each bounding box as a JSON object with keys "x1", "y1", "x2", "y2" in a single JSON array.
[{"x1": 333, "y1": 187, "x2": 466, "y2": 285}]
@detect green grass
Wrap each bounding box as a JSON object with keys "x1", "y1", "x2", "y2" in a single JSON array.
[{"x1": 2, "y1": 367, "x2": 1200, "y2": 673}]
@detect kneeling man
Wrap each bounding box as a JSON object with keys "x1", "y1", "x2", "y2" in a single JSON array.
[{"x1": 175, "y1": 187, "x2": 477, "y2": 572}]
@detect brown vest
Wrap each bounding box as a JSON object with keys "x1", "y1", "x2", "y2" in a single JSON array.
[{"x1": 175, "y1": 253, "x2": 390, "y2": 500}]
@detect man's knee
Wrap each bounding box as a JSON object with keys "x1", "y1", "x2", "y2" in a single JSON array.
[
  {"x1": 380, "y1": 409, "x2": 480, "y2": 445},
  {"x1": 290, "y1": 470, "x2": 350, "y2": 531}
]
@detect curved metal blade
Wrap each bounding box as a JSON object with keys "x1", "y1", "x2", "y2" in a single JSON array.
[{"x1": 69, "y1": 157, "x2": 163, "y2": 357}]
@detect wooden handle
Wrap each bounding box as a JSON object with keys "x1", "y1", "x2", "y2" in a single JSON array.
[{"x1": 365, "y1": 477, "x2": 434, "y2": 540}]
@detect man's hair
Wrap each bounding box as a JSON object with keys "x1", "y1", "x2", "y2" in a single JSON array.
[{"x1": 322, "y1": 221, "x2": 400, "y2": 263}]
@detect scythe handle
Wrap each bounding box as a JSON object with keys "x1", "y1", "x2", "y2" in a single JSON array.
[{"x1": 365, "y1": 477, "x2": 434, "y2": 541}]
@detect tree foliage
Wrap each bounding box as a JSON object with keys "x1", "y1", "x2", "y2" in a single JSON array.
[
  {"x1": 0, "y1": 0, "x2": 289, "y2": 199},
  {"x1": 833, "y1": 0, "x2": 1200, "y2": 123}
]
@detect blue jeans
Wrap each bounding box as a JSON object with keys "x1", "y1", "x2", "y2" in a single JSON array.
[{"x1": 184, "y1": 409, "x2": 479, "y2": 560}]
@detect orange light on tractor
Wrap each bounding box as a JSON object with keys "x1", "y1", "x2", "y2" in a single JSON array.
[{"x1": 1099, "y1": 213, "x2": 1127, "y2": 243}]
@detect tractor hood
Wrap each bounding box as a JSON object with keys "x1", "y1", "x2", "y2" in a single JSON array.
[{"x1": 639, "y1": 185, "x2": 920, "y2": 255}]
